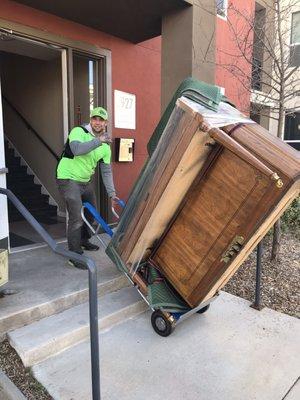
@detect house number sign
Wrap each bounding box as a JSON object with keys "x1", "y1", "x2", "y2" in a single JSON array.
[{"x1": 114, "y1": 90, "x2": 136, "y2": 130}]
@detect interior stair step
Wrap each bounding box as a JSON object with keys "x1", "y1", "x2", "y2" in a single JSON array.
[
  {"x1": 8, "y1": 195, "x2": 51, "y2": 208},
  {"x1": 8, "y1": 206, "x2": 58, "y2": 222},
  {"x1": 6, "y1": 165, "x2": 27, "y2": 174},
  {"x1": 4, "y1": 139, "x2": 56, "y2": 220},
  {"x1": 8, "y1": 286, "x2": 146, "y2": 367},
  {"x1": 7, "y1": 182, "x2": 42, "y2": 193},
  {"x1": 7, "y1": 174, "x2": 34, "y2": 184},
  {"x1": 7, "y1": 170, "x2": 32, "y2": 179},
  {"x1": 6, "y1": 157, "x2": 21, "y2": 167}
]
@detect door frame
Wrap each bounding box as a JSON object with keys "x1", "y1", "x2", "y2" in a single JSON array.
[
  {"x1": 0, "y1": 18, "x2": 113, "y2": 221},
  {"x1": 0, "y1": 75, "x2": 9, "y2": 249},
  {"x1": 0, "y1": 18, "x2": 112, "y2": 134}
]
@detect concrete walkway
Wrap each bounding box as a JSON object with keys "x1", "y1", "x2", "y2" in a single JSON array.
[
  {"x1": 1, "y1": 239, "x2": 299, "y2": 400},
  {"x1": 32, "y1": 291, "x2": 300, "y2": 400}
]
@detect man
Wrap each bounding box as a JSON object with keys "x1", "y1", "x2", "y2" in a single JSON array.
[{"x1": 56, "y1": 107, "x2": 118, "y2": 270}]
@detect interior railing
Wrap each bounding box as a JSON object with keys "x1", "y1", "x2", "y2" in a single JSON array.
[{"x1": 2, "y1": 95, "x2": 59, "y2": 161}]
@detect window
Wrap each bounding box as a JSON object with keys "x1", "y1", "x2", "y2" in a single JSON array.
[
  {"x1": 216, "y1": 0, "x2": 227, "y2": 19},
  {"x1": 290, "y1": 12, "x2": 300, "y2": 67},
  {"x1": 284, "y1": 113, "x2": 300, "y2": 151},
  {"x1": 291, "y1": 12, "x2": 300, "y2": 44}
]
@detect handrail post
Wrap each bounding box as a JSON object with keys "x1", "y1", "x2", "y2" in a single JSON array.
[
  {"x1": 87, "y1": 259, "x2": 101, "y2": 400},
  {"x1": 0, "y1": 187, "x2": 101, "y2": 400},
  {"x1": 251, "y1": 241, "x2": 263, "y2": 310}
]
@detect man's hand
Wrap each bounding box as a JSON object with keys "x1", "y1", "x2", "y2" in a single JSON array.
[
  {"x1": 99, "y1": 132, "x2": 112, "y2": 143},
  {"x1": 111, "y1": 195, "x2": 120, "y2": 210}
]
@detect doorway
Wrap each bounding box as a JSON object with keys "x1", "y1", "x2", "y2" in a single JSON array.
[
  {"x1": 72, "y1": 52, "x2": 108, "y2": 215},
  {"x1": 0, "y1": 31, "x2": 109, "y2": 249},
  {"x1": 0, "y1": 33, "x2": 67, "y2": 248}
]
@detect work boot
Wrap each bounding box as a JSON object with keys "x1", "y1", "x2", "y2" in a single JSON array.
[
  {"x1": 81, "y1": 240, "x2": 99, "y2": 251},
  {"x1": 68, "y1": 249, "x2": 87, "y2": 270},
  {"x1": 68, "y1": 259, "x2": 88, "y2": 270}
]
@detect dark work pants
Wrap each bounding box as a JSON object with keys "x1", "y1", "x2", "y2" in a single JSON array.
[{"x1": 57, "y1": 179, "x2": 96, "y2": 253}]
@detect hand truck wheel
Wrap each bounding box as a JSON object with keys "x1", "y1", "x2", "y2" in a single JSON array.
[
  {"x1": 151, "y1": 310, "x2": 175, "y2": 337},
  {"x1": 196, "y1": 304, "x2": 210, "y2": 314}
]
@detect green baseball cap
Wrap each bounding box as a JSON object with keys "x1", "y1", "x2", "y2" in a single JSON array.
[{"x1": 90, "y1": 107, "x2": 108, "y2": 120}]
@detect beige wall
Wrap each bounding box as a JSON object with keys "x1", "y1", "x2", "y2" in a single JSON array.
[
  {"x1": 1, "y1": 51, "x2": 64, "y2": 208},
  {"x1": 251, "y1": 0, "x2": 299, "y2": 138},
  {"x1": 161, "y1": 1, "x2": 216, "y2": 111}
]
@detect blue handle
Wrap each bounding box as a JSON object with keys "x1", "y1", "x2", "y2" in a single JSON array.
[
  {"x1": 83, "y1": 199, "x2": 126, "y2": 238},
  {"x1": 83, "y1": 202, "x2": 114, "y2": 237},
  {"x1": 117, "y1": 199, "x2": 126, "y2": 208}
]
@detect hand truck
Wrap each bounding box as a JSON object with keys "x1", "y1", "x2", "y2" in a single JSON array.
[{"x1": 81, "y1": 201, "x2": 218, "y2": 337}]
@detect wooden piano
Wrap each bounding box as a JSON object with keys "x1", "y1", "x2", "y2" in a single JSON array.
[{"x1": 108, "y1": 96, "x2": 300, "y2": 309}]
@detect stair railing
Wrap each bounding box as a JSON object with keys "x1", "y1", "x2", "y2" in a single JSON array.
[
  {"x1": 2, "y1": 95, "x2": 59, "y2": 161},
  {"x1": 0, "y1": 183, "x2": 101, "y2": 400}
]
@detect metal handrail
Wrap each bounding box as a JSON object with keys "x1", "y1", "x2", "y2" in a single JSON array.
[
  {"x1": 2, "y1": 96, "x2": 59, "y2": 161},
  {"x1": 0, "y1": 187, "x2": 101, "y2": 400}
]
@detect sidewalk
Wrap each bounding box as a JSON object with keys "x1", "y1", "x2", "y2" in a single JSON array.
[
  {"x1": 33, "y1": 291, "x2": 300, "y2": 400},
  {"x1": 1, "y1": 242, "x2": 299, "y2": 400}
]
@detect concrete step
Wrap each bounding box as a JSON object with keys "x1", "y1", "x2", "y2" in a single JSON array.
[
  {"x1": 8, "y1": 286, "x2": 146, "y2": 367},
  {"x1": 0, "y1": 244, "x2": 128, "y2": 338}
]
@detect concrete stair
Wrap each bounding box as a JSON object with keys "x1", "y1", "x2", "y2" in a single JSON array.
[
  {"x1": 8, "y1": 286, "x2": 147, "y2": 367},
  {"x1": 0, "y1": 265, "x2": 128, "y2": 338},
  {"x1": 4, "y1": 139, "x2": 57, "y2": 222}
]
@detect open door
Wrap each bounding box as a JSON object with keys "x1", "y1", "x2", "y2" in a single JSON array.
[{"x1": 72, "y1": 52, "x2": 109, "y2": 220}]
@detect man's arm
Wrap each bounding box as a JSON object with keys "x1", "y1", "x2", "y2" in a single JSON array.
[
  {"x1": 69, "y1": 139, "x2": 101, "y2": 156},
  {"x1": 100, "y1": 163, "x2": 116, "y2": 198}
]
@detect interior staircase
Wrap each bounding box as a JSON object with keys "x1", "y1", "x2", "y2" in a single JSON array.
[{"x1": 4, "y1": 139, "x2": 57, "y2": 223}]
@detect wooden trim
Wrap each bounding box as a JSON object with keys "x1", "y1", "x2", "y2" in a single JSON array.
[
  {"x1": 61, "y1": 50, "x2": 69, "y2": 142},
  {"x1": 209, "y1": 128, "x2": 277, "y2": 179},
  {"x1": 67, "y1": 48, "x2": 75, "y2": 129}
]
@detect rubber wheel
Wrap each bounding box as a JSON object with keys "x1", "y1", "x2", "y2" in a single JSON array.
[
  {"x1": 151, "y1": 310, "x2": 174, "y2": 337},
  {"x1": 196, "y1": 304, "x2": 210, "y2": 314}
]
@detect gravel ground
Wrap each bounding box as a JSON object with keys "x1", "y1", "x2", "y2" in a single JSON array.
[
  {"x1": 224, "y1": 232, "x2": 300, "y2": 318},
  {"x1": 0, "y1": 232, "x2": 298, "y2": 399},
  {"x1": 0, "y1": 340, "x2": 52, "y2": 399}
]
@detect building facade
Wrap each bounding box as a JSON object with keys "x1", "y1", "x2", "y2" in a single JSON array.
[{"x1": 1, "y1": 0, "x2": 297, "y2": 252}]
